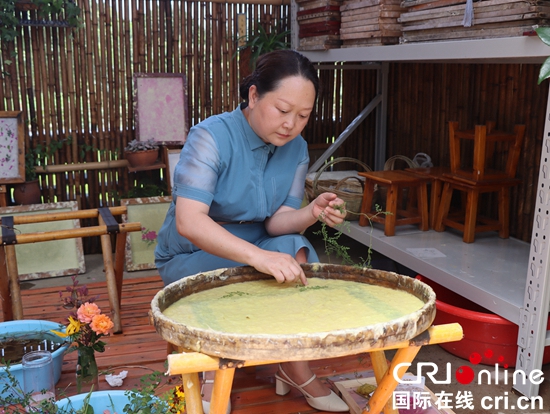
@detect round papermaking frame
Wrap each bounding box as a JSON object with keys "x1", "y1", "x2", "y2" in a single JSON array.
[{"x1": 150, "y1": 263, "x2": 436, "y2": 361}]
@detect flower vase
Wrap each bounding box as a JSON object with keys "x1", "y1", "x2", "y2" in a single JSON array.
[{"x1": 76, "y1": 347, "x2": 99, "y2": 394}]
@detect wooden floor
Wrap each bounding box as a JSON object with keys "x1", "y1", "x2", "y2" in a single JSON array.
[{"x1": 3, "y1": 276, "x2": 374, "y2": 413}]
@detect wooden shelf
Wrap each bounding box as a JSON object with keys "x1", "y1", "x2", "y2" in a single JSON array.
[
  {"x1": 301, "y1": 35, "x2": 548, "y2": 64},
  {"x1": 344, "y1": 222, "x2": 529, "y2": 325},
  {"x1": 127, "y1": 161, "x2": 166, "y2": 173}
]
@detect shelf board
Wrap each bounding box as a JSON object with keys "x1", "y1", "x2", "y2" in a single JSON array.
[
  {"x1": 302, "y1": 36, "x2": 549, "y2": 64},
  {"x1": 344, "y1": 222, "x2": 529, "y2": 325},
  {"x1": 127, "y1": 161, "x2": 166, "y2": 173}
]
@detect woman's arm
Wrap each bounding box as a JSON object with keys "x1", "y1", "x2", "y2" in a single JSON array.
[
  {"x1": 264, "y1": 192, "x2": 346, "y2": 236},
  {"x1": 176, "y1": 197, "x2": 309, "y2": 284}
]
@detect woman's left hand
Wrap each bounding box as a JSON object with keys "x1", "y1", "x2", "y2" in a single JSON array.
[{"x1": 311, "y1": 193, "x2": 346, "y2": 227}]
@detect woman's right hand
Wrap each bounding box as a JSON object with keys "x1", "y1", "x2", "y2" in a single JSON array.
[{"x1": 249, "y1": 250, "x2": 308, "y2": 285}]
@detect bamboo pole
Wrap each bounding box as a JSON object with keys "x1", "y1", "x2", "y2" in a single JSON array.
[
  {"x1": 9, "y1": 222, "x2": 141, "y2": 245},
  {"x1": 5, "y1": 245, "x2": 23, "y2": 320},
  {"x1": 365, "y1": 345, "x2": 422, "y2": 414},
  {"x1": 370, "y1": 351, "x2": 398, "y2": 414},
  {"x1": 181, "y1": 372, "x2": 204, "y2": 414},
  {"x1": 2, "y1": 206, "x2": 128, "y2": 225},
  {"x1": 210, "y1": 368, "x2": 235, "y2": 414},
  {"x1": 98, "y1": 213, "x2": 123, "y2": 333},
  {"x1": 0, "y1": 247, "x2": 13, "y2": 321},
  {"x1": 35, "y1": 159, "x2": 129, "y2": 173}
]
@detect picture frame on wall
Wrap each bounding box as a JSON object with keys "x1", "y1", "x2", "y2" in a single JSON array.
[
  {"x1": 0, "y1": 111, "x2": 25, "y2": 184},
  {"x1": 166, "y1": 148, "x2": 181, "y2": 192},
  {"x1": 121, "y1": 196, "x2": 173, "y2": 271},
  {"x1": 133, "y1": 73, "x2": 189, "y2": 145},
  {"x1": 0, "y1": 201, "x2": 86, "y2": 280}
]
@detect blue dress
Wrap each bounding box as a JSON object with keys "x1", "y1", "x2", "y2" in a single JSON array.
[{"x1": 154, "y1": 105, "x2": 319, "y2": 285}]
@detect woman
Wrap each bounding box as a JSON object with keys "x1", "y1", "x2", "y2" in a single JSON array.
[{"x1": 155, "y1": 49, "x2": 349, "y2": 413}]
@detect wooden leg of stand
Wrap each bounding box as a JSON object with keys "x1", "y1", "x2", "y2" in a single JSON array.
[
  {"x1": 114, "y1": 232, "x2": 126, "y2": 304},
  {"x1": 0, "y1": 246, "x2": 13, "y2": 321},
  {"x1": 99, "y1": 215, "x2": 122, "y2": 333},
  {"x1": 210, "y1": 368, "x2": 235, "y2": 414},
  {"x1": 182, "y1": 372, "x2": 204, "y2": 414},
  {"x1": 370, "y1": 351, "x2": 398, "y2": 414},
  {"x1": 363, "y1": 345, "x2": 422, "y2": 414},
  {"x1": 5, "y1": 245, "x2": 23, "y2": 319}
]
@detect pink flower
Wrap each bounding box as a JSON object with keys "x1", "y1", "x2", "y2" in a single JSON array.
[
  {"x1": 90, "y1": 314, "x2": 114, "y2": 335},
  {"x1": 77, "y1": 302, "x2": 101, "y2": 323}
]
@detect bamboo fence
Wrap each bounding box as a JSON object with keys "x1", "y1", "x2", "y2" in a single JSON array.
[{"x1": 0, "y1": 0, "x2": 548, "y2": 252}]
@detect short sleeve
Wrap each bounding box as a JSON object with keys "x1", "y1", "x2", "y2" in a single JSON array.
[
  {"x1": 283, "y1": 144, "x2": 309, "y2": 209},
  {"x1": 172, "y1": 127, "x2": 220, "y2": 205}
]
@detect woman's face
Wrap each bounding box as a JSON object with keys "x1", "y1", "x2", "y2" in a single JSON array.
[{"x1": 245, "y1": 75, "x2": 316, "y2": 146}]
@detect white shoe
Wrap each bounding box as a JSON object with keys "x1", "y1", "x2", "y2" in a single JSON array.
[
  {"x1": 202, "y1": 377, "x2": 232, "y2": 414},
  {"x1": 275, "y1": 364, "x2": 349, "y2": 412}
]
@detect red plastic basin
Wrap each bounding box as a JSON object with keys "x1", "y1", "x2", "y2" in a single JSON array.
[{"x1": 416, "y1": 275, "x2": 550, "y2": 367}]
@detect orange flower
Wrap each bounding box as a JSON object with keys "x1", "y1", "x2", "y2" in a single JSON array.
[
  {"x1": 77, "y1": 302, "x2": 101, "y2": 323},
  {"x1": 90, "y1": 313, "x2": 114, "y2": 335}
]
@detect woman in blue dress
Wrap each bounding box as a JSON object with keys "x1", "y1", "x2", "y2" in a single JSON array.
[{"x1": 155, "y1": 49, "x2": 349, "y2": 413}]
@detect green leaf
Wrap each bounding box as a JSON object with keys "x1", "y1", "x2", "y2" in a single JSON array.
[
  {"x1": 536, "y1": 26, "x2": 550, "y2": 47},
  {"x1": 538, "y1": 56, "x2": 550, "y2": 84}
]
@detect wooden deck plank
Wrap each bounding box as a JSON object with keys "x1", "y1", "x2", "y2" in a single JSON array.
[{"x1": 3, "y1": 276, "x2": 372, "y2": 413}]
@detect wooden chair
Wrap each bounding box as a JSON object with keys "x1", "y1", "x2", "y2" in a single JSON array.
[
  {"x1": 448, "y1": 121, "x2": 524, "y2": 183},
  {"x1": 358, "y1": 170, "x2": 430, "y2": 236},
  {"x1": 434, "y1": 121, "x2": 525, "y2": 243}
]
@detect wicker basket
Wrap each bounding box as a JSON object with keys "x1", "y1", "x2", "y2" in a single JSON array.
[
  {"x1": 383, "y1": 155, "x2": 420, "y2": 171},
  {"x1": 306, "y1": 157, "x2": 372, "y2": 220}
]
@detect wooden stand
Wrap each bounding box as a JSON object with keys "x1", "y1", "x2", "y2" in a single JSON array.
[
  {"x1": 167, "y1": 323, "x2": 463, "y2": 414},
  {"x1": 0, "y1": 206, "x2": 141, "y2": 333}
]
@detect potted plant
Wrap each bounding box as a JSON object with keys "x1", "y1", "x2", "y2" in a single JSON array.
[
  {"x1": 124, "y1": 138, "x2": 160, "y2": 168},
  {"x1": 0, "y1": 0, "x2": 82, "y2": 43},
  {"x1": 238, "y1": 25, "x2": 290, "y2": 79},
  {"x1": 12, "y1": 139, "x2": 65, "y2": 205}
]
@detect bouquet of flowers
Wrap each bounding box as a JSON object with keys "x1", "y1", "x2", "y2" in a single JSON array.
[
  {"x1": 52, "y1": 276, "x2": 114, "y2": 393},
  {"x1": 52, "y1": 276, "x2": 113, "y2": 352}
]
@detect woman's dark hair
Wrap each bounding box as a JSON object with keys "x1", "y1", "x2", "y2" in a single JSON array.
[{"x1": 239, "y1": 50, "x2": 319, "y2": 105}]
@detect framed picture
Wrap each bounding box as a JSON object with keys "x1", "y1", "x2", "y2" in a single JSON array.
[
  {"x1": 0, "y1": 111, "x2": 25, "y2": 184},
  {"x1": 133, "y1": 73, "x2": 189, "y2": 145},
  {"x1": 0, "y1": 201, "x2": 86, "y2": 280},
  {"x1": 166, "y1": 148, "x2": 181, "y2": 192},
  {"x1": 121, "y1": 196, "x2": 173, "y2": 271}
]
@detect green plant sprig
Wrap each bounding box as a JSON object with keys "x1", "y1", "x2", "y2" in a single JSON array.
[{"x1": 314, "y1": 204, "x2": 391, "y2": 268}]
